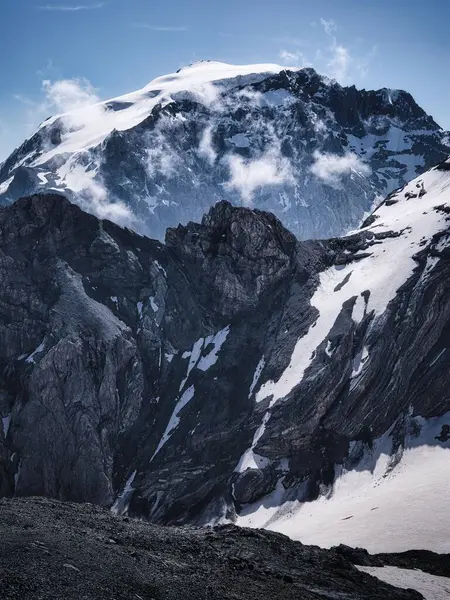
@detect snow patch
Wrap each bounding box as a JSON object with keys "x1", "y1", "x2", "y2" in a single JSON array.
[
  {"x1": 151, "y1": 385, "x2": 195, "y2": 460},
  {"x1": 149, "y1": 296, "x2": 159, "y2": 312},
  {"x1": 261, "y1": 89, "x2": 295, "y2": 106},
  {"x1": 235, "y1": 412, "x2": 271, "y2": 473},
  {"x1": 2, "y1": 415, "x2": 11, "y2": 437},
  {"x1": 357, "y1": 566, "x2": 450, "y2": 600},
  {"x1": 351, "y1": 346, "x2": 369, "y2": 378},
  {"x1": 249, "y1": 357, "x2": 265, "y2": 398},
  {"x1": 180, "y1": 327, "x2": 230, "y2": 388},
  {"x1": 111, "y1": 470, "x2": 137, "y2": 516},
  {"x1": 0, "y1": 176, "x2": 13, "y2": 195},
  {"x1": 229, "y1": 133, "x2": 251, "y2": 148},
  {"x1": 25, "y1": 341, "x2": 45, "y2": 364},
  {"x1": 197, "y1": 326, "x2": 230, "y2": 371}
]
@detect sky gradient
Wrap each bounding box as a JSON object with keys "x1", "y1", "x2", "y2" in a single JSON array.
[{"x1": 1, "y1": 0, "x2": 449, "y2": 160}]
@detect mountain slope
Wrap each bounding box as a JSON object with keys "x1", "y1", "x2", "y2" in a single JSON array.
[
  {"x1": 1, "y1": 159, "x2": 450, "y2": 552},
  {"x1": 0, "y1": 61, "x2": 449, "y2": 240},
  {"x1": 0, "y1": 497, "x2": 424, "y2": 600}
]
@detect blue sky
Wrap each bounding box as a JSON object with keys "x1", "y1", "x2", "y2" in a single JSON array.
[{"x1": 1, "y1": 0, "x2": 449, "y2": 160}]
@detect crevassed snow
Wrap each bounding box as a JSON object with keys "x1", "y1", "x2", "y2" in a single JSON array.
[
  {"x1": 256, "y1": 166, "x2": 450, "y2": 408},
  {"x1": 32, "y1": 62, "x2": 297, "y2": 165},
  {"x1": 237, "y1": 412, "x2": 450, "y2": 553},
  {"x1": 151, "y1": 385, "x2": 195, "y2": 461},
  {"x1": 357, "y1": 566, "x2": 450, "y2": 600}
]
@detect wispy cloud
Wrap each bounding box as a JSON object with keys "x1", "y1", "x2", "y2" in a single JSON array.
[
  {"x1": 320, "y1": 18, "x2": 337, "y2": 36},
  {"x1": 279, "y1": 49, "x2": 312, "y2": 67},
  {"x1": 278, "y1": 18, "x2": 376, "y2": 84},
  {"x1": 130, "y1": 23, "x2": 188, "y2": 32},
  {"x1": 38, "y1": 3, "x2": 105, "y2": 11},
  {"x1": 13, "y1": 77, "x2": 101, "y2": 131}
]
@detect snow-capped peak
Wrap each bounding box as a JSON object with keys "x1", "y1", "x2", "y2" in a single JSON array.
[
  {"x1": 1, "y1": 61, "x2": 448, "y2": 242},
  {"x1": 34, "y1": 61, "x2": 297, "y2": 164}
]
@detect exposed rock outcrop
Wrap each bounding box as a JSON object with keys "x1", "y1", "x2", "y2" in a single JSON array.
[{"x1": 0, "y1": 159, "x2": 450, "y2": 532}]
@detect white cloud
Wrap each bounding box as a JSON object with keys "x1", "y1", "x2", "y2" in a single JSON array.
[
  {"x1": 13, "y1": 77, "x2": 103, "y2": 132},
  {"x1": 310, "y1": 151, "x2": 371, "y2": 186},
  {"x1": 356, "y1": 45, "x2": 378, "y2": 79},
  {"x1": 38, "y1": 3, "x2": 105, "y2": 11},
  {"x1": 42, "y1": 78, "x2": 100, "y2": 113},
  {"x1": 320, "y1": 18, "x2": 337, "y2": 36},
  {"x1": 198, "y1": 125, "x2": 217, "y2": 165},
  {"x1": 279, "y1": 50, "x2": 312, "y2": 67},
  {"x1": 41, "y1": 77, "x2": 106, "y2": 133},
  {"x1": 130, "y1": 23, "x2": 187, "y2": 32},
  {"x1": 145, "y1": 124, "x2": 181, "y2": 179},
  {"x1": 327, "y1": 44, "x2": 350, "y2": 82},
  {"x1": 312, "y1": 118, "x2": 327, "y2": 134},
  {"x1": 81, "y1": 182, "x2": 133, "y2": 224},
  {"x1": 226, "y1": 148, "x2": 294, "y2": 204},
  {"x1": 277, "y1": 18, "x2": 376, "y2": 85}
]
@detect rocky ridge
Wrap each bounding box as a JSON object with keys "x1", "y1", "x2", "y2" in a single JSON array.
[{"x1": 0, "y1": 158, "x2": 450, "y2": 542}]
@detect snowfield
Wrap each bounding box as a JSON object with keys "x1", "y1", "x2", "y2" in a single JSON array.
[
  {"x1": 357, "y1": 566, "x2": 450, "y2": 600},
  {"x1": 32, "y1": 61, "x2": 296, "y2": 165},
  {"x1": 236, "y1": 161, "x2": 450, "y2": 554}
]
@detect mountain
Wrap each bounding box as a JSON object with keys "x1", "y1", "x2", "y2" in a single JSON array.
[
  {"x1": 1, "y1": 61, "x2": 449, "y2": 240},
  {"x1": 1, "y1": 158, "x2": 450, "y2": 555}
]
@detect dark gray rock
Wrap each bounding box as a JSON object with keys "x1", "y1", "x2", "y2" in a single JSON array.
[
  {"x1": 0, "y1": 496, "x2": 424, "y2": 600},
  {"x1": 0, "y1": 187, "x2": 449, "y2": 528}
]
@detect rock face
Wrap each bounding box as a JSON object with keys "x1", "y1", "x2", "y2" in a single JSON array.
[
  {"x1": 0, "y1": 61, "x2": 449, "y2": 241},
  {"x1": 0, "y1": 497, "x2": 424, "y2": 600},
  {"x1": 1, "y1": 158, "x2": 450, "y2": 535}
]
